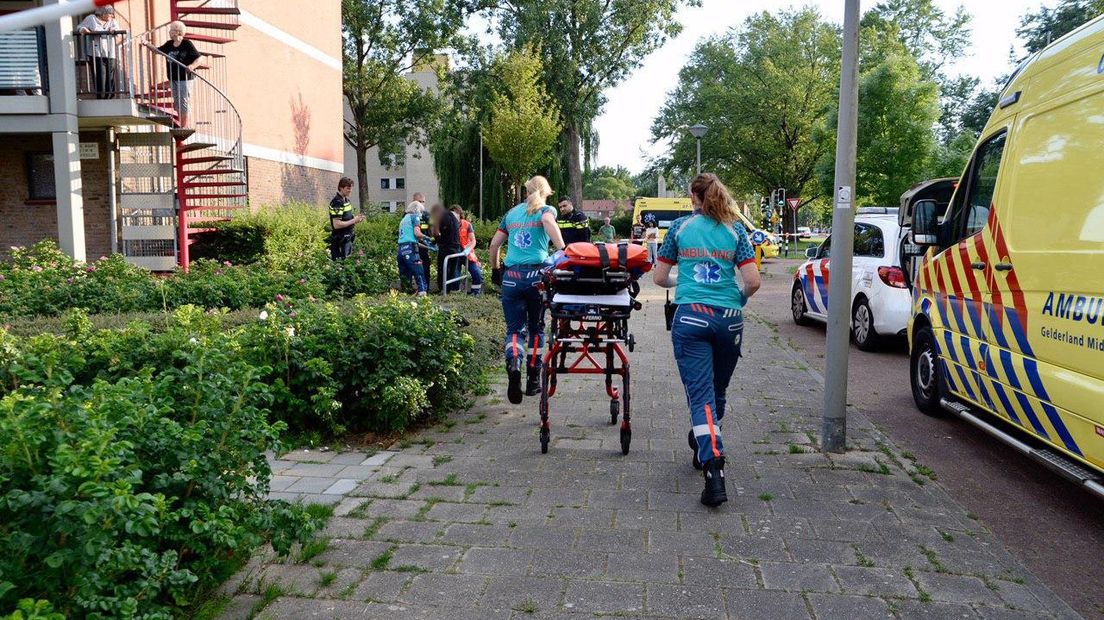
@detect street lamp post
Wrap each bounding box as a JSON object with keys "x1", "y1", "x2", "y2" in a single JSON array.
[
  {"x1": 688, "y1": 124, "x2": 708, "y2": 175},
  {"x1": 822, "y1": 0, "x2": 861, "y2": 454}
]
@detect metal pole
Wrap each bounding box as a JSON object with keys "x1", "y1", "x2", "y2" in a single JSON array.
[
  {"x1": 479, "y1": 131, "x2": 484, "y2": 220},
  {"x1": 695, "y1": 137, "x2": 702, "y2": 175},
  {"x1": 107, "y1": 128, "x2": 118, "y2": 253},
  {"x1": 822, "y1": 0, "x2": 861, "y2": 454}
]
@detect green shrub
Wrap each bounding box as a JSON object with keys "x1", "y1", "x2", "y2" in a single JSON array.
[
  {"x1": 352, "y1": 214, "x2": 403, "y2": 261},
  {"x1": 238, "y1": 295, "x2": 479, "y2": 435},
  {"x1": 322, "y1": 251, "x2": 397, "y2": 298},
  {"x1": 0, "y1": 243, "x2": 160, "y2": 317},
  {"x1": 191, "y1": 202, "x2": 331, "y2": 269},
  {"x1": 0, "y1": 315, "x2": 320, "y2": 618}
]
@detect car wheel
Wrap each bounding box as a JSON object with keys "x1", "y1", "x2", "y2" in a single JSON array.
[
  {"x1": 910, "y1": 323, "x2": 946, "y2": 416},
  {"x1": 791, "y1": 284, "x2": 811, "y2": 326},
  {"x1": 851, "y1": 298, "x2": 880, "y2": 351}
]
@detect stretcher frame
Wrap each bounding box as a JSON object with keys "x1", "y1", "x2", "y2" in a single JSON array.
[{"x1": 538, "y1": 269, "x2": 642, "y2": 455}]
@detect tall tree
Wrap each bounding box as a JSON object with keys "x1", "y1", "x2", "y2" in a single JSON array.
[
  {"x1": 584, "y1": 166, "x2": 636, "y2": 200},
  {"x1": 817, "y1": 51, "x2": 941, "y2": 207},
  {"x1": 493, "y1": 0, "x2": 699, "y2": 208},
  {"x1": 481, "y1": 45, "x2": 562, "y2": 197},
  {"x1": 1017, "y1": 0, "x2": 1104, "y2": 54},
  {"x1": 652, "y1": 8, "x2": 841, "y2": 224},
  {"x1": 342, "y1": 0, "x2": 476, "y2": 207},
  {"x1": 866, "y1": 0, "x2": 971, "y2": 79}
]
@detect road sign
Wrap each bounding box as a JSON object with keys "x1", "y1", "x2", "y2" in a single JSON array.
[{"x1": 787, "y1": 198, "x2": 800, "y2": 212}]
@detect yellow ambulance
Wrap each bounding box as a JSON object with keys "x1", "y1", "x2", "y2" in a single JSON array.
[
  {"x1": 906, "y1": 15, "x2": 1104, "y2": 495},
  {"x1": 632, "y1": 197, "x2": 780, "y2": 257}
]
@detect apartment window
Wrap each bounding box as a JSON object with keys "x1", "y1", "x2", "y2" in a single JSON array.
[
  {"x1": 381, "y1": 178, "x2": 391, "y2": 190},
  {"x1": 26, "y1": 152, "x2": 55, "y2": 201},
  {"x1": 396, "y1": 177, "x2": 406, "y2": 189}
]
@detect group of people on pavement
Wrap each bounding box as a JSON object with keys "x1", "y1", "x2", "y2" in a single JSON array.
[
  {"x1": 327, "y1": 179, "x2": 482, "y2": 297},
  {"x1": 328, "y1": 171, "x2": 761, "y2": 508}
]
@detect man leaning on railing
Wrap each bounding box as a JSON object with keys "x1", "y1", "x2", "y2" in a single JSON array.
[{"x1": 77, "y1": 5, "x2": 123, "y2": 99}]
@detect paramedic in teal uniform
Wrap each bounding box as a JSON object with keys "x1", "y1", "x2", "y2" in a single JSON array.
[
  {"x1": 488, "y1": 176, "x2": 566, "y2": 404},
  {"x1": 652, "y1": 173, "x2": 761, "y2": 507}
]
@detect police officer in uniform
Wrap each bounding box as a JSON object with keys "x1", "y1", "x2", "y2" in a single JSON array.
[
  {"x1": 556, "y1": 197, "x2": 591, "y2": 245},
  {"x1": 329, "y1": 177, "x2": 364, "y2": 260}
]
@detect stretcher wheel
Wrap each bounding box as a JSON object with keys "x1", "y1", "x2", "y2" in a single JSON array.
[
  {"x1": 540, "y1": 427, "x2": 550, "y2": 454},
  {"x1": 609, "y1": 400, "x2": 619, "y2": 425},
  {"x1": 620, "y1": 427, "x2": 631, "y2": 455}
]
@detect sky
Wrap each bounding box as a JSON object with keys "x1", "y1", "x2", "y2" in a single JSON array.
[{"x1": 592, "y1": 0, "x2": 1055, "y2": 173}]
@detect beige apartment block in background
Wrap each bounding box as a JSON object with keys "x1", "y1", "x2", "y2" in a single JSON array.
[{"x1": 344, "y1": 55, "x2": 445, "y2": 212}]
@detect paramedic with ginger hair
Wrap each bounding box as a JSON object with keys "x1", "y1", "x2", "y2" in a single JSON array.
[
  {"x1": 652, "y1": 173, "x2": 761, "y2": 508},
  {"x1": 489, "y1": 176, "x2": 566, "y2": 406}
]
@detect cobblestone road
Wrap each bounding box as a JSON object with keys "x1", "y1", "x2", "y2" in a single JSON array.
[{"x1": 222, "y1": 282, "x2": 1081, "y2": 619}]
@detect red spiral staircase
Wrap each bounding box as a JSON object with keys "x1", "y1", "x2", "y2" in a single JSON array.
[{"x1": 123, "y1": 0, "x2": 247, "y2": 271}]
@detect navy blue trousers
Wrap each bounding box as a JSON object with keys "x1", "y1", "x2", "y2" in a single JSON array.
[{"x1": 671, "y1": 303, "x2": 744, "y2": 465}]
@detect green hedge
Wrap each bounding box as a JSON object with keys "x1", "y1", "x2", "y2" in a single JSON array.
[
  {"x1": 0, "y1": 308, "x2": 321, "y2": 618},
  {"x1": 0, "y1": 242, "x2": 396, "y2": 320}
]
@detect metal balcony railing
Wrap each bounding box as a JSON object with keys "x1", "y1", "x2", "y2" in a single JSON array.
[
  {"x1": 74, "y1": 30, "x2": 131, "y2": 99},
  {"x1": 0, "y1": 27, "x2": 48, "y2": 95}
]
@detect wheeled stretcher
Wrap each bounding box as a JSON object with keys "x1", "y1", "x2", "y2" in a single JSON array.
[{"x1": 537, "y1": 242, "x2": 651, "y2": 454}]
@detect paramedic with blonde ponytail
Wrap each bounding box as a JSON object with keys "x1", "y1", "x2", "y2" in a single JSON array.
[
  {"x1": 652, "y1": 173, "x2": 761, "y2": 507},
  {"x1": 489, "y1": 176, "x2": 567, "y2": 404}
]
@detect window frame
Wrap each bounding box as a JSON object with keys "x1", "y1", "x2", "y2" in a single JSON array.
[
  {"x1": 26, "y1": 151, "x2": 56, "y2": 201},
  {"x1": 943, "y1": 129, "x2": 1008, "y2": 246},
  {"x1": 853, "y1": 222, "x2": 885, "y2": 258},
  {"x1": 380, "y1": 177, "x2": 391, "y2": 190},
  {"x1": 395, "y1": 177, "x2": 405, "y2": 190}
]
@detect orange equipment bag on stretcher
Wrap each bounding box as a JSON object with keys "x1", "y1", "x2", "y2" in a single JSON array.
[{"x1": 556, "y1": 242, "x2": 653, "y2": 272}]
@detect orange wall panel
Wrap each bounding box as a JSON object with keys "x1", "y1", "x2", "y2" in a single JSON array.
[
  {"x1": 237, "y1": 0, "x2": 342, "y2": 59},
  {"x1": 223, "y1": 21, "x2": 343, "y2": 166}
]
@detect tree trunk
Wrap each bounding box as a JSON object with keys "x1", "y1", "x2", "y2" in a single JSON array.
[
  {"x1": 564, "y1": 121, "x2": 584, "y2": 208},
  {"x1": 355, "y1": 138, "x2": 370, "y2": 209}
]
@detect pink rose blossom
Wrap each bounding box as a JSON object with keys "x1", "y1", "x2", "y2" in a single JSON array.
[
  {"x1": 275, "y1": 294, "x2": 285, "y2": 302},
  {"x1": 31, "y1": 266, "x2": 42, "y2": 272},
  {"x1": 223, "y1": 260, "x2": 232, "y2": 267}
]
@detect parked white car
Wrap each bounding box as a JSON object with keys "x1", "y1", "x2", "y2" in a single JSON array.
[
  {"x1": 790, "y1": 213, "x2": 910, "y2": 350},
  {"x1": 797, "y1": 226, "x2": 812, "y2": 238}
]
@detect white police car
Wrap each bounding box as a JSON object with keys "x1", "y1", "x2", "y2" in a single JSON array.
[{"x1": 791, "y1": 209, "x2": 910, "y2": 350}]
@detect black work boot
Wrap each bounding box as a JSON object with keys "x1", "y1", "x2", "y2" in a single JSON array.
[
  {"x1": 525, "y1": 369, "x2": 542, "y2": 396},
  {"x1": 701, "y1": 457, "x2": 727, "y2": 507},
  {"x1": 688, "y1": 430, "x2": 702, "y2": 470},
  {"x1": 506, "y1": 357, "x2": 523, "y2": 404}
]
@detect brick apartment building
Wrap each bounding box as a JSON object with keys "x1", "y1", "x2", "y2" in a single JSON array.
[{"x1": 0, "y1": 0, "x2": 343, "y2": 269}]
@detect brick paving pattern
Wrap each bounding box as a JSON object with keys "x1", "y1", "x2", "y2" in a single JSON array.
[{"x1": 222, "y1": 283, "x2": 1081, "y2": 619}]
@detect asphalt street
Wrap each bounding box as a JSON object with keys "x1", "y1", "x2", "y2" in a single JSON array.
[{"x1": 752, "y1": 257, "x2": 1104, "y2": 618}]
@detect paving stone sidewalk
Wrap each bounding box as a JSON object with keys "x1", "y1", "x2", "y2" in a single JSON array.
[{"x1": 221, "y1": 283, "x2": 1081, "y2": 620}]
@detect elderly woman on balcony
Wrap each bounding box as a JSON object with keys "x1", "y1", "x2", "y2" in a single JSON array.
[
  {"x1": 77, "y1": 5, "x2": 122, "y2": 99},
  {"x1": 156, "y1": 21, "x2": 202, "y2": 128}
]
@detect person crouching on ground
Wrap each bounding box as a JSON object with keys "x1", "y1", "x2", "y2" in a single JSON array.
[
  {"x1": 397, "y1": 201, "x2": 428, "y2": 296},
  {"x1": 488, "y1": 176, "x2": 566, "y2": 404},
  {"x1": 450, "y1": 205, "x2": 484, "y2": 296},
  {"x1": 652, "y1": 173, "x2": 761, "y2": 507}
]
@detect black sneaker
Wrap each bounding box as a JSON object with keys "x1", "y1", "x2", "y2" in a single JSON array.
[
  {"x1": 506, "y1": 358, "x2": 523, "y2": 404},
  {"x1": 701, "y1": 457, "x2": 727, "y2": 507},
  {"x1": 688, "y1": 430, "x2": 702, "y2": 470},
  {"x1": 525, "y1": 371, "x2": 542, "y2": 396}
]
